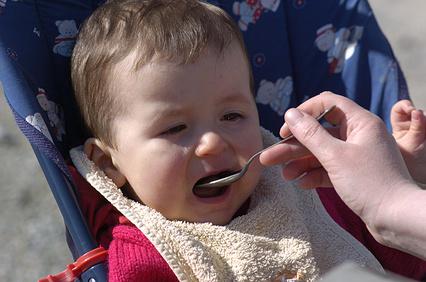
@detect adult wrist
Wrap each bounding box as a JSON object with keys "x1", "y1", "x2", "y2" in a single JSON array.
[
  {"x1": 366, "y1": 180, "x2": 413, "y2": 243},
  {"x1": 371, "y1": 181, "x2": 426, "y2": 258}
]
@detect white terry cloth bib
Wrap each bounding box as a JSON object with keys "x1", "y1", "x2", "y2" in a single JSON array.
[{"x1": 70, "y1": 128, "x2": 383, "y2": 282}]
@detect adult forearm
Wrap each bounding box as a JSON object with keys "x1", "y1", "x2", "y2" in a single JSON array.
[{"x1": 374, "y1": 183, "x2": 426, "y2": 260}]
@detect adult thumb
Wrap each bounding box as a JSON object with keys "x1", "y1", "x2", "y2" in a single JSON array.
[{"x1": 284, "y1": 108, "x2": 338, "y2": 161}]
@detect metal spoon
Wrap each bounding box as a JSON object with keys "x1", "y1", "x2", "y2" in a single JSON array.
[{"x1": 194, "y1": 105, "x2": 336, "y2": 188}]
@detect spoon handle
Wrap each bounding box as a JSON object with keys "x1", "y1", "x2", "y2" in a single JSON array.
[{"x1": 248, "y1": 105, "x2": 336, "y2": 164}]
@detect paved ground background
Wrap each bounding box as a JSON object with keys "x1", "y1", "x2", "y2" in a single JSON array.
[
  {"x1": 369, "y1": 0, "x2": 426, "y2": 109},
  {"x1": 1, "y1": 1, "x2": 425, "y2": 281}
]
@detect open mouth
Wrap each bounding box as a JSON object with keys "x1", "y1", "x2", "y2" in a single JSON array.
[{"x1": 193, "y1": 171, "x2": 235, "y2": 198}]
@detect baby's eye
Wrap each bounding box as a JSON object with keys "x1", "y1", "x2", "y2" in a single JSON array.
[
  {"x1": 222, "y1": 112, "x2": 243, "y2": 121},
  {"x1": 161, "y1": 124, "x2": 187, "y2": 135}
]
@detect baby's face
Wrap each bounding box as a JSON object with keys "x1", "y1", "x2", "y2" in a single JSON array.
[{"x1": 108, "y1": 43, "x2": 263, "y2": 225}]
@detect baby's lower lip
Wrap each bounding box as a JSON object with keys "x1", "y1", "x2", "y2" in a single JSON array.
[
  {"x1": 193, "y1": 184, "x2": 229, "y2": 198},
  {"x1": 192, "y1": 170, "x2": 236, "y2": 201},
  {"x1": 193, "y1": 185, "x2": 231, "y2": 204}
]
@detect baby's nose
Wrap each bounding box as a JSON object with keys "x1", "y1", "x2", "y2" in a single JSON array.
[{"x1": 195, "y1": 131, "x2": 229, "y2": 157}]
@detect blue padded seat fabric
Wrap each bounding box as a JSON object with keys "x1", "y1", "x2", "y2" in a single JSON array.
[
  {"x1": 0, "y1": 0, "x2": 103, "y2": 157},
  {"x1": 215, "y1": 0, "x2": 409, "y2": 133}
]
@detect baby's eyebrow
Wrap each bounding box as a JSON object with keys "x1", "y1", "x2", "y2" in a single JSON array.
[
  {"x1": 148, "y1": 106, "x2": 185, "y2": 123},
  {"x1": 156, "y1": 107, "x2": 183, "y2": 117}
]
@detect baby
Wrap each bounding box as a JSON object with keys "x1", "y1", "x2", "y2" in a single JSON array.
[
  {"x1": 69, "y1": 0, "x2": 416, "y2": 281},
  {"x1": 72, "y1": 0, "x2": 263, "y2": 227}
]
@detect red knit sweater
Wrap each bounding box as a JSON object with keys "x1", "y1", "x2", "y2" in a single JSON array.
[{"x1": 70, "y1": 167, "x2": 426, "y2": 281}]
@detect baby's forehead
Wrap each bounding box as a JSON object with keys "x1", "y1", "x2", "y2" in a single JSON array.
[
  {"x1": 107, "y1": 42, "x2": 250, "y2": 103},
  {"x1": 108, "y1": 47, "x2": 209, "y2": 85}
]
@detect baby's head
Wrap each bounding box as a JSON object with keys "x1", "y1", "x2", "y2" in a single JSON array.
[{"x1": 71, "y1": 0, "x2": 263, "y2": 225}]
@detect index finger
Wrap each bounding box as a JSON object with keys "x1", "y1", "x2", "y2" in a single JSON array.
[{"x1": 279, "y1": 91, "x2": 370, "y2": 138}]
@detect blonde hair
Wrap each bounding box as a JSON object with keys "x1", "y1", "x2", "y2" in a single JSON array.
[{"x1": 71, "y1": 0, "x2": 252, "y2": 148}]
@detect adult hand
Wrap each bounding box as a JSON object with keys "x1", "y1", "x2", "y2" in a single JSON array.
[{"x1": 259, "y1": 92, "x2": 426, "y2": 256}]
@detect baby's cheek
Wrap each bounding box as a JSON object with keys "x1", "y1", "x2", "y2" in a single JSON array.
[{"x1": 132, "y1": 177, "x2": 177, "y2": 212}]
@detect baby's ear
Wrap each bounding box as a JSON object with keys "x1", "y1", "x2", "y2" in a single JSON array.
[{"x1": 83, "y1": 138, "x2": 127, "y2": 188}]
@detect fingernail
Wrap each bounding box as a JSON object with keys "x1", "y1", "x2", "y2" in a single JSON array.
[
  {"x1": 412, "y1": 110, "x2": 421, "y2": 121},
  {"x1": 285, "y1": 108, "x2": 303, "y2": 126}
]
